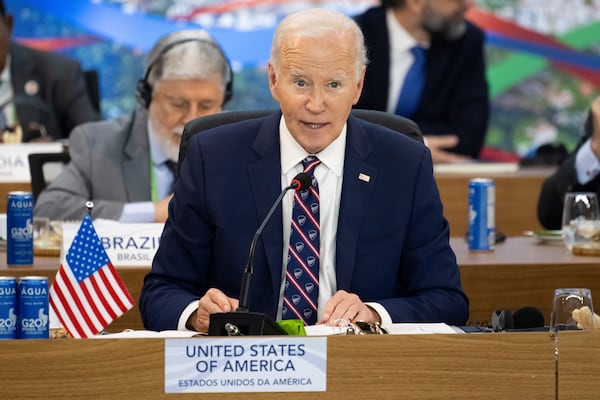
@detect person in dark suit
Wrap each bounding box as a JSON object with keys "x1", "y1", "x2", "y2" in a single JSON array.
[
  {"x1": 139, "y1": 8, "x2": 468, "y2": 333},
  {"x1": 0, "y1": 1, "x2": 100, "y2": 142},
  {"x1": 34, "y1": 29, "x2": 232, "y2": 222},
  {"x1": 538, "y1": 98, "x2": 600, "y2": 229},
  {"x1": 354, "y1": 0, "x2": 489, "y2": 163}
]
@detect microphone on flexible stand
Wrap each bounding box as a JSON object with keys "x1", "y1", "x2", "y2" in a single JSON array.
[{"x1": 208, "y1": 172, "x2": 313, "y2": 336}]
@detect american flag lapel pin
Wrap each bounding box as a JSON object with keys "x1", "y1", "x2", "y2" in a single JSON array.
[{"x1": 358, "y1": 173, "x2": 370, "y2": 183}]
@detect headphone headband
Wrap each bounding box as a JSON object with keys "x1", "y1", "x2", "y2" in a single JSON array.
[{"x1": 135, "y1": 37, "x2": 233, "y2": 108}]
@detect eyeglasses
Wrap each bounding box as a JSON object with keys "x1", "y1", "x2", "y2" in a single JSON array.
[{"x1": 153, "y1": 93, "x2": 220, "y2": 117}]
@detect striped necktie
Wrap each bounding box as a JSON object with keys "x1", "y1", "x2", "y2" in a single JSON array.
[
  {"x1": 395, "y1": 45, "x2": 427, "y2": 118},
  {"x1": 282, "y1": 156, "x2": 321, "y2": 325}
]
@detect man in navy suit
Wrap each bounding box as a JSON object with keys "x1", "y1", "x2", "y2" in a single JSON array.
[
  {"x1": 0, "y1": 0, "x2": 99, "y2": 142},
  {"x1": 354, "y1": 0, "x2": 489, "y2": 163},
  {"x1": 538, "y1": 97, "x2": 600, "y2": 229},
  {"x1": 140, "y1": 8, "x2": 468, "y2": 333}
]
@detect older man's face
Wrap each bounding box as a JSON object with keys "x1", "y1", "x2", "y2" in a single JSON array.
[
  {"x1": 268, "y1": 33, "x2": 364, "y2": 154},
  {"x1": 148, "y1": 78, "x2": 224, "y2": 161}
]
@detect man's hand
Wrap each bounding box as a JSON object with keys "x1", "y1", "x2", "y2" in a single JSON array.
[
  {"x1": 153, "y1": 193, "x2": 174, "y2": 222},
  {"x1": 187, "y1": 288, "x2": 239, "y2": 333},
  {"x1": 318, "y1": 290, "x2": 381, "y2": 325},
  {"x1": 424, "y1": 134, "x2": 472, "y2": 164}
]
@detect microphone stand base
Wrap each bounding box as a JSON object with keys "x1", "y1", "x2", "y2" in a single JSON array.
[{"x1": 208, "y1": 312, "x2": 288, "y2": 336}]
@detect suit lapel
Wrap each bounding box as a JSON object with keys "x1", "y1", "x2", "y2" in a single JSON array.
[
  {"x1": 335, "y1": 117, "x2": 377, "y2": 291},
  {"x1": 248, "y1": 112, "x2": 285, "y2": 296},
  {"x1": 359, "y1": 8, "x2": 391, "y2": 110},
  {"x1": 10, "y1": 45, "x2": 42, "y2": 141},
  {"x1": 122, "y1": 108, "x2": 151, "y2": 201}
]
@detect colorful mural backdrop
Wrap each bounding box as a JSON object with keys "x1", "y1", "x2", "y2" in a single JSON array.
[{"x1": 7, "y1": 0, "x2": 600, "y2": 159}]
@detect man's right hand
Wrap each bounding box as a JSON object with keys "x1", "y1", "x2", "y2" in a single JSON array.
[
  {"x1": 424, "y1": 134, "x2": 472, "y2": 164},
  {"x1": 187, "y1": 288, "x2": 239, "y2": 333},
  {"x1": 153, "y1": 193, "x2": 174, "y2": 222}
]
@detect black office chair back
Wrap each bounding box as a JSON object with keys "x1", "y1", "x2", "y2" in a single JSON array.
[
  {"x1": 83, "y1": 69, "x2": 101, "y2": 113},
  {"x1": 178, "y1": 109, "x2": 422, "y2": 172},
  {"x1": 28, "y1": 152, "x2": 71, "y2": 204}
]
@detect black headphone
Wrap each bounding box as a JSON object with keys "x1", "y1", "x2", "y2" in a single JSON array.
[
  {"x1": 135, "y1": 37, "x2": 233, "y2": 109},
  {"x1": 491, "y1": 307, "x2": 545, "y2": 331}
]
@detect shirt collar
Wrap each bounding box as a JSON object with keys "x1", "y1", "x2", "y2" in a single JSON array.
[
  {"x1": 386, "y1": 8, "x2": 429, "y2": 51},
  {"x1": 279, "y1": 115, "x2": 346, "y2": 177},
  {"x1": 0, "y1": 53, "x2": 11, "y2": 83}
]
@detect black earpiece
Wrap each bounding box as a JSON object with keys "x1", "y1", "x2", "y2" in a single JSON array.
[
  {"x1": 135, "y1": 37, "x2": 233, "y2": 108},
  {"x1": 491, "y1": 306, "x2": 545, "y2": 331}
]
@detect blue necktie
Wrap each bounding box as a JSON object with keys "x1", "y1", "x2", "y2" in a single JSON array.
[
  {"x1": 282, "y1": 156, "x2": 320, "y2": 325},
  {"x1": 395, "y1": 45, "x2": 427, "y2": 118},
  {"x1": 165, "y1": 160, "x2": 177, "y2": 192}
]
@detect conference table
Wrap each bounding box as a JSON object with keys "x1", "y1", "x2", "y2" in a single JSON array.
[
  {"x1": 434, "y1": 165, "x2": 554, "y2": 236},
  {"x1": 0, "y1": 165, "x2": 553, "y2": 238},
  {"x1": 2, "y1": 235, "x2": 598, "y2": 333},
  {"x1": 0, "y1": 330, "x2": 598, "y2": 398},
  {"x1": 0, "y1": 182, "x2": 32, "y2": 211},
  {"x1": 451, "y1": 236, "x2": 600, "y2": 326},
  {"x1": 2, "y1": 236, "x2": 600, "y2": 398}
]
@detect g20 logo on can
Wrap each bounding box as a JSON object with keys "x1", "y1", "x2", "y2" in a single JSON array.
[
  {"x1": 10, "y1": 218, "x2": 33, "y2": 240},
  {"x1": 0, "y1": 308, "x2": 17, "y2": 330}
]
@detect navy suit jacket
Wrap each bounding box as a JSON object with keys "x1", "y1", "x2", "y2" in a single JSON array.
[
  {"x1": 538, "y1": 111, "x2": 597, "y2": 229},
  {"x1": 139, "y1": 111, "x2": 468, "y2": 330},
  {"x1": 354, "y1": 6, "x2": 489, "y2": 158},
  {"x1": 9, "y1": 43, "x2": 100, "y2": 141}
]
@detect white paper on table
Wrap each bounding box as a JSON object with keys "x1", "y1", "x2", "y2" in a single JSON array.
[
  {"x1": 386, "y1": 323, "x2": 463, "y2": 334},
  {"x1": 91, "y1": 330, "x2": 199, "y2": 339},
  {"x1": 304, "y1": 322, "x2": 462, "y2": 336}
]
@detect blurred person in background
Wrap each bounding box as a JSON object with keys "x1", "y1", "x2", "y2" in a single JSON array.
[
  {"x1": 354, "y1": 0, "x2": 489, "y2": 163},
  {"x1": 0, "y1": 0, "x2": 100, "y2": 143},
  {"x1": 34, "y1": 29, "x2": 232, "y2": 222},
  {"x1": 538, "y1": 97, "x2": 600, "y2": 229}
]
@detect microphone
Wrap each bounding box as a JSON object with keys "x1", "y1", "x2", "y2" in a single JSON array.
[{"x1": 208, "y1": 172, "x2": 313, "y2": 336}]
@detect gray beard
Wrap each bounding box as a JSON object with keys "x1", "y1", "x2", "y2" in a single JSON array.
[
  {"x1": 151, "y1": 123, "x2": 182, "y2": 162},
  {"x1": 422, "y1": 16, "x2": 467, "y2": 40},
  {"x1": 158, "y1": 133, "x2": 181, "y2": 163}
]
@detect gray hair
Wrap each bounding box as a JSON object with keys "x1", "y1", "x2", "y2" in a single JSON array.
[
  {"x1": 145, "y1": 29, "x2": 230, "y2": 93},
  {"x1": 269, "y1": 8, "x2": 368, "y2": 80}
]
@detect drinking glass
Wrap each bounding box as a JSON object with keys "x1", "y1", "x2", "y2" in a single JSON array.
[
  {"x1": 550, "y1": 288, "x2": 595, "y2": 334},
  {"x1": 561, "y1": 192, "x2": 600, "y2": 250},
  {"x1": 549, "y1": 288, "x2": 595, "y2": 400}
]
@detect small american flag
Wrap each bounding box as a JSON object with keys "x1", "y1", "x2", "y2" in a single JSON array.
[{"x1": 49, "y1": 214, "x2": 133, "y2": 338}]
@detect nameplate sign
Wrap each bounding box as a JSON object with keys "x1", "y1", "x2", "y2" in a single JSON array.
[
  {"x1": 0, "y1": 143, "x2": 63, "y2": 182},
  {"x1": 61, "y1": 220, "x2": 164, "y2": 266},
  {"x1": 164, "y1": 337, "x2": 327, "y2": 393}
]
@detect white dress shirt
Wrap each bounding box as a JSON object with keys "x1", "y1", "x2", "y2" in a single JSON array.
[
  {"x1": 119, "y1": 119, "x2": 175, "y2": 222},
  {"x1": 277, "y1": 116, "x2": 392, "y2": 327},
  {"x1": 385, "y1": 9, "x2": 428, "y2": 114},
  {"x1": 575, "y1": 139, "x2": 600, "y2": 184},
  {"x1": 0, "y1": 54, "x2": 16, "y2": 128},
  {"x1": 277, "y1": 116, "x2": 345, "y2": 322}
]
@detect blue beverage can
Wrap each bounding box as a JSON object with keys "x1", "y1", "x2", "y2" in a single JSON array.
[
  {"x1": 17, "y1": 276, "x2": 49, "y2": 339},
  {"x1": 7, "y1": 191, "x2": 34, "y2": 266},
  {"x1": 468, "y1": 178, "x2": 495, "y2": 251},
  {"x1": 0, "y1": 277, "x2": 18, "y2": 339}
]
